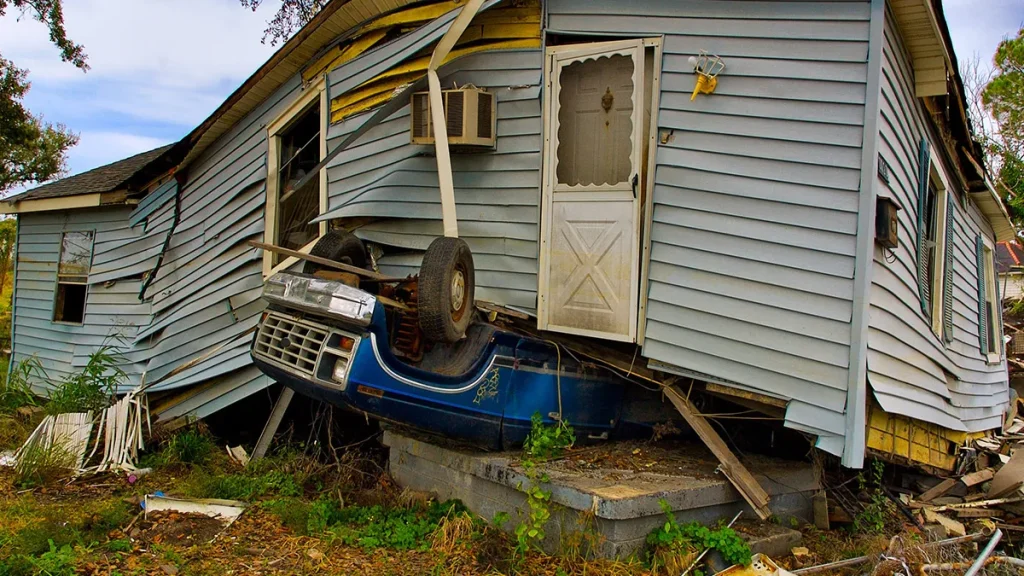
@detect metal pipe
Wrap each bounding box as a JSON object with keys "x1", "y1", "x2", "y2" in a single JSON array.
[
  {"x1": 680, "y1": 510, "x2": 742, "y2": 576},
  {"x1": 963, "y1": 529, "x2": 1002, "y2": 576},
  {"x1": 792, "y1": 532, "x2": 991, "y2": 576}
]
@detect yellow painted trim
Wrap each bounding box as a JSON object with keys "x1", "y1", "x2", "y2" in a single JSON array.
[
  {"x1": 329, "y1": 38, "x2": 542, "y2": 122},
  {"x1": 866, "y1": 403, "x2": 983, "y2": 473},
  {"x1": 0, "y1": 193, "x2": 104, "y2": 214},
  {"x1": 302, "y1": 29, "x2": 390, "y2": 85}
]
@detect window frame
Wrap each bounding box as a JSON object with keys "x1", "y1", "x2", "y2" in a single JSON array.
[
  {"x1": 923, "y1": 163, "x2": 949, "y2": 339},
  {"x1": 52, "y1": 230, "x2": 95, "y2": 325},
  {"x1": 980, "y1": 236, "x2": 1002, "y2": 363},
  {"x1": 263, "y1": 76, "x2": 329, "y2": 277}
]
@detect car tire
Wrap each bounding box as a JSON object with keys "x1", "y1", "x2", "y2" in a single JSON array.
[
  {"x1": 418, "y1": 237, "x2": 475, "y2": 343},
  {"x1": 303, "y1": 230, "x2": 367, "y2": 274}
]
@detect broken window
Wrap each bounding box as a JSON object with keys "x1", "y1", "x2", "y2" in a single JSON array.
[
  {"x1": 274, "y1": 102, "x2": 321, "y2": 255},
  {"x1": 978, "y1": 238, "x2": 1002, "y2": 360},
  {"x1": 53, "y1": 231, "x2": 93, "y2": 324}
]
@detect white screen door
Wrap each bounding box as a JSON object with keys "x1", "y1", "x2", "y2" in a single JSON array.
[{"x1": 538, "y1": 40, "x2": 645, "y2": 342}]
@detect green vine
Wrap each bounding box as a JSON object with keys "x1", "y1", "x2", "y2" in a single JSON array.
[
  {"x1": 512, "y1": 412, "x2": 575, "y2": 565},
  {"x1": 647, "y1": 500, "x2": 751, "y2": 571},
  {"x1": 853, "y1": 460, "x2": 893, "y2": 535}
]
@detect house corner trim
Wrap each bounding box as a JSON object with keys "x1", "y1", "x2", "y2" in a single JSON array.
[{"x1": 844, "y1": 0, "x2": 886, "y2": 468}]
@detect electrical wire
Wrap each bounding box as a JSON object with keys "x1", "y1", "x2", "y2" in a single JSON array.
[{"x1": 543, "y1": 340, "x2": 563, "y2": 421}]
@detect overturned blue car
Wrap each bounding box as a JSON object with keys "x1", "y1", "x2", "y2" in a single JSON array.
[{"x1": 249, "y1": 233, "x2": 647, "y2": 450}]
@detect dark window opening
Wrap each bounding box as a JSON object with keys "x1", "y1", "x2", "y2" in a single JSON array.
[
  {"x1": 276, "y1": 103, "x2": 321, "y2": 255},
  {"x1": 54, "y1": 284, "x2": 87, "y2": 323},
  {"x1": 53, "y1": 231, "x2": 93, "y2": 324}
]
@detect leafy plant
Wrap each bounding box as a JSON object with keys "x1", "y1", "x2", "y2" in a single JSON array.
[
  {"x1": 854, "y1": 460, "x2": 894, "y2": 535},
  {"x1": 647, "y1": 500, "x2": 751, "y2": 572},
  {"x1": 511, "y1": 413, "x2": 576, "y2": 564},
  {"x1": 46, "y1": 344, "x2": 126, "y2": 415},
  {"x1": 523, "y1": 412, "x2": 575, "y2": 459},
  {"x1": 30, "y1": 540, "x2": 77, "y2": 576},
  {"x1": 164, "y1": 428, "x2": 214, "y2": 466}
]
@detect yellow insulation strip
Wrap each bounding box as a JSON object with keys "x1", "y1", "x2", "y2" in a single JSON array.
[
  {"x1": 361, "y1": 0, "x2": 464, "y2": 33},
  {"x1": 302, "y1": 28, "x2": 389, "y2": 85},
  {"x1": 329, "y1": 38, "x2": 541, "y2": 122}
]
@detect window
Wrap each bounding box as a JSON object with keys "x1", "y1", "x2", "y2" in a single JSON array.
[
  {"x1": 264, "y1": 78, "x2": 327, "y2": 274},
  {"x1": 53, "y1": 231, "x2": 93, "y2": 324},
  {"x1": 978, "y1": 237, "x2": 1002, "y2": 361},
  {"x1": 919, "y1": 170, "x2": 948, "y2": 337}
]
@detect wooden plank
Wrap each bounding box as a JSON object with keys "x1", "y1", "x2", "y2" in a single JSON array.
[
  {"x1": 917, "y1": 478, "x2": 958, "y2": 503},
  {"x1": 249, "y1": 240, "x2": 401, "y2": 282},
  {"x1": 962, "y1": 468, "x2": 995, "y2": 487},
  {"x1": 664, "y1": 385, "x2": 772, "y2": 520},
  {"x1": 252, "y1": 387, "x2": 295, "y2": 461}
]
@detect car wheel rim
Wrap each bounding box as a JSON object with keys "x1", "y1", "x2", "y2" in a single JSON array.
[{"x1": 451, "y1": 268, "x2": 466, "y2": 319}]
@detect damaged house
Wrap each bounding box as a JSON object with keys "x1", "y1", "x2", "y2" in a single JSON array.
[{"x1": 1, "y1": 0, "x2": 1015, "y2": 474}]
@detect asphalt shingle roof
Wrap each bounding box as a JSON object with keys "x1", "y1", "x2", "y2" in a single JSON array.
[
  {"x1": 996, "y1": 241, "x2": 1024, "y2": 274},
  {"x1": 4, "y1": 145, "x2": 172, "y2": 203}
]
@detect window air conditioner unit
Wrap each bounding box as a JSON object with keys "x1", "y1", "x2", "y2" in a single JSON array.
[{"x1": 410, "y1": 86, "x2": 496, "y2": 149}]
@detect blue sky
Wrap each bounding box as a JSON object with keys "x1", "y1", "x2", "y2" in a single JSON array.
[{"x1": 1, "y1": 0, "x2": 1023, "y2": 193}]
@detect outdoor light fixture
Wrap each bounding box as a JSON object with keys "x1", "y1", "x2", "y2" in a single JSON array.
[
  {"x1": 688, "y1": 50, "x2": 725, "y2": 101},
  {"x1": 262, "y1": 273, "x2": 376, "y2": 325}
]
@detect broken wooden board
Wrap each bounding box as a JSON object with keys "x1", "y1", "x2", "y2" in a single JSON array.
[
  {"x1": 312, "y1": 270, "x2": 411, "y2": 312},
  {"x1": 664, "y1": 385, "x2": 772, "y2": 520},
  {"x1": 923, "y1": 508, "x2": 966, "y2": 537},
  {"x1": 249, "y1": 240, "x2": 402, "y2": 282},
  {"x1": 918, "y1": 478, "x2": 959, "y2": 503},
  {"x1": 989, "y1": 450, "x2": 1024, "y2": 498}
]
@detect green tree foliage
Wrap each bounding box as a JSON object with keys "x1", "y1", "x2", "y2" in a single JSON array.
[
  {"x1": 0, "y1": 0, "x2": 86, "y2": 194},
  {"x1": 239, "y1": 0, "x2": 328, "y2": 46},
  {"x1": 982, "y1": 28, "x2": 1024, "y2": 226}
]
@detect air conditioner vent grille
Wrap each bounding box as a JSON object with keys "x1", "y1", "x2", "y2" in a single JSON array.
[
  {"x1": 477, "y1": 93, "x2": 493, "y2": 139},
  {"x1": 446, "y1": 91, "x2": 464, "y2": 136}
]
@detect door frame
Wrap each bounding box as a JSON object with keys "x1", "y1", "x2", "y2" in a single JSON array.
[{"x1": 536, "y1": 36, "x2": 663, "y2": 344}]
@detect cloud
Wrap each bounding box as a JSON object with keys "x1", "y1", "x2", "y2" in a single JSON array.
[
  {"x1": 946, "y1": 0, "x2": 1024, "y2": 72},
  {"x1": 0, "y1": 0, "x2": 282, "y2": 178}
]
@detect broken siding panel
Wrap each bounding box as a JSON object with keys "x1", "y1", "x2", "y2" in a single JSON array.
[
  {"x1": 546, "y1": 0, "x2": 868, "y2": 455},
  {"x1": 134, "y1": 77, "x2": 305, "y2": 395},
  {"x1": 866, "y1": 9, "x2": 1008, "y2": 433},
  {"x1": 12, "y1": 207, "x2": 156, "y2": 391},
  {"x1": 324, "y1": 49, "x2": 542, "y2": 310}
]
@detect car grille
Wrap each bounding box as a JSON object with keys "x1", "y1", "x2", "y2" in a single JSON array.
[{"x1": 253, "y1": 312, "x2": 329, "y2": 376}]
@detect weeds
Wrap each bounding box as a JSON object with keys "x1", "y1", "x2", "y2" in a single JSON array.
[
  {"x1": 46, "y1": 344, "x2": 125, "y2": 415},
  {"x1": 13, "y1": 437, "x2": 78, "y2": 488},
  {"x1": 647, "y1": 500, "x2": 751, "y2": 575},
  {"x1": 854, "y1": 460, "x2": 896, "y2": 535},
  {"x1": 163, "y1": 428, "x2": 214, "y2": 466},
  {"x1": 512, "y1": 413, "x2": 576, "y2": 564},
  {"x1": 319, "y1": 499, "x2": 469, "y2": 551},
  {"x1": 0, "y1": 357, "x2": 41, "y2": 413},
  {"x1": 192, "y1": 469, "x2": 302, "y2": 501}
]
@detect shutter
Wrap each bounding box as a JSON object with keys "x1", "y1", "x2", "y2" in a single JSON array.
[
  {"x1": 916, "y1": 138, "x2": 931, "y2": 317},
  {"x1": 976, "y1": 234, "x2": 988, "y2": 355},
  {"x1": 942, "y1": 196, "x2": 955, "y2": 343},
  {"x1": 995, "y1": 254, "x2": 1003, "y2": 356}
]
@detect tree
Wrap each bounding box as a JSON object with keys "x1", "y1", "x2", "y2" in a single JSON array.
[
  {"x1": 981, "y1": 28, "x2": 1024, "y2": 227},
  {"x1": 0, "y1": 0, "x2": 86, "y2": 195},
  {"x1": 240, "y1": 0, "x2": 328, "y2": 46},
  {"x1": 0, "y1": 218, "x2": 16, "y2": 296}
]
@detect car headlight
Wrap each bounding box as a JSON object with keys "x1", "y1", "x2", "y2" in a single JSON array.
[
  {"x1": 262, "y1": 273, "x2": 376, "y2": 325},
  {"x1": 332, "y1": 358, "x2": 349, "y2": 384}
]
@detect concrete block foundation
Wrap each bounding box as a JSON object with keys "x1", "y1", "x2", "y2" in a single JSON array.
[{"x1": 384, "y1": 431, "x2": 818, "y2": 559}]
